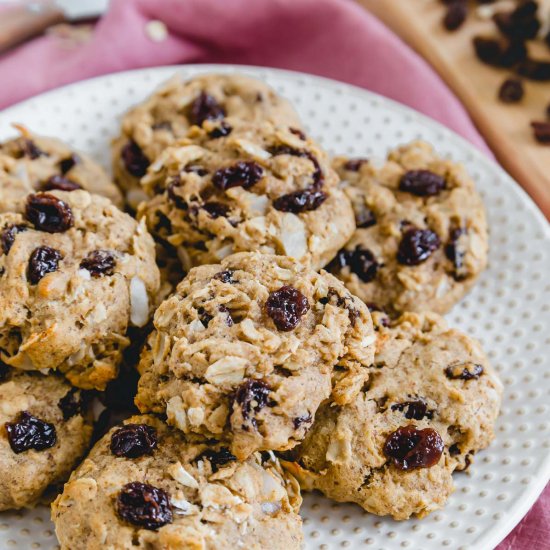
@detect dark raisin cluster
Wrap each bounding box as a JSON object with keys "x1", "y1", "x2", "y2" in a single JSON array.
[
  {"x1": 266, "y1": 285, "x2": 310, "y2": 331},
  {"x1": 213, "y1": 161, "x2": 263, "y2": 191},
  {"x1": 397, "y1": 228, "x2": 440, "y2": 266},
  {"x1": 116, "y1": 482, "x2": 172, "y2": 530},
  {"x1": 80, "y1": 250, "x2": 116, "y2": 277},
  {"x1": 189, "y1": 92, "x2": 225, "y2": 126},
  {"x1": 25, "y1": 193, "x2": 74, "y2": 233},
  {"x1": 440, "y1": 0, "x2": 550, "y2": 142},
  {"x1": 121, "y1": 140, "x2": 150, "y2": 177},
  {"x1": 384, "y1": 425, "x2": 444, "y2": 471},
  {"x1": 5, "y1": 411, "x2": 57, "y2": 453},
  {"x1": 235, "y1": 379, "x2": 272, "y2": 425},
  {"x1": 110, "y1": 424, "x2": 158, "y2": 458},
  {"x1": 196, "y1": 447, "x2": 237, "y2": 473},
  {"x1": 27, "y1": 246, "x2": 62, "y2": 284}
]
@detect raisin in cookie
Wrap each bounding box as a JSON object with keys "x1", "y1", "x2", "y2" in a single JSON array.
[
  {"x1": 0, "y1": 365, "x2": 93, "y2": 510},
  {"x1": 136, "y1": 253, "x2": 375, "y2": 459},
  {"x1": 331, "y1": 141, "x2": 488, "y2": 315},
  {"x1": 0, "y1": 126, "x2": 122, "y2": 211},
  {"x1": 0, "y1": 190, "x2": 160, "y2": 390},
  {"x1": 138, "y1": 121, "x2": 355, "y2": 271},
  {"x1": 285, "y1": 312, "x2": 502, "y2": 520},
  {"x1": 52, "y1": 414, "x2": 303, "y2": 550},
  {"x1": 112, "y1": 73, "x2": 302, "y2": 209}
]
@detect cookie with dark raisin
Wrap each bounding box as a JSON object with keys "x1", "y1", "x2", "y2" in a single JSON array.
[
  {"x1": 285, "y1": 312, "x2": 502, "y2": 520},
  {"x1": 112, "y1": 73, "x2": 302, "y2": 209},
  {"x1": 137, "y1": 120, "x2": 355, "y2": 271},
  {"x1": 135, "y1": 252, "x2": 375, "y2": 459},
  {"x1": 52, "y1": 415, "x2": 303, "y2": 550},
  {"x1": 0, "y1": 189, "x2": 160, "y2": 390},
  {"x1": 332, "y1": 141, "x2": 488, "y2": 316},
  {"x1": 0, "y1": 370, "x2": 93, "y2": 510},
  {"x1": 0, "y1": 126, "x2": 122, "y2": 212}
]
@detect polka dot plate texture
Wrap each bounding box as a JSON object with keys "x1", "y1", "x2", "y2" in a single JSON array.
[{"x1": 0, "y1": 65, "x2": 549, "y2": 550}]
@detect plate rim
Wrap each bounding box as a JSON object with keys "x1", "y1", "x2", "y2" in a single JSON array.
[{"x1": 0, "y1": 63, "x2": 549, "y2": 550}]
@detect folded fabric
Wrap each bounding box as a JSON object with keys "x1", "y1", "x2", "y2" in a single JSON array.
[{"x1": 0, "y1": 0, "x2": 546, "y2": 546}]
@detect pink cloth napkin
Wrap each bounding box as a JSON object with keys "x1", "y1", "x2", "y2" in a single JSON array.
[{"x1": 0, "y1": 0, "x2": 547, "y2": 547}]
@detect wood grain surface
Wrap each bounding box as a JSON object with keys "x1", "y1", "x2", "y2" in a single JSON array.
[{"x1": 357, "y1": 0, "x2": 550, "y2": 217}]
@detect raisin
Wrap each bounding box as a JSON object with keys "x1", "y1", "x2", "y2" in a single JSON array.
[
  {"x1": 269, "y1": 145, "x2": 323, "y2": 186},
  {"x1": 218, "y1": 304, "x2": 234, "y2": 326},
  {"x1": 531, "y1": 121, "x2": 550, "y2": 143},
  {"x1": 293, "y1": 413, "x2": 313, "y2": 429},
  {"x1": 445, "y1": 362, "x2": 484, "y2": 380},
  {"x1": 58, "y1": 154, "x2": 80, "y2": 174},
  {"x1": 354, "y1": 205, "x2": 376, "y2": 228},
  {"x1": 213, "y1": 161, "x2": 263, "y2": 191},
  {"x1": 397, "y1": 228, "x2": 440, "y2": 266},
  {"x1": 289, "y1": 127, "x2": 307, "y2": 140},
  {"x1": 443, "y1": 1, "x2": 467, "y2": 30},
  {"x1": 28, "y1": 246, "x2": 62, "y2": 284},
  {"x1": 196, "y1": 447, "x2": 237, "y2": 473},
  {"x1": 266, "y1": 285, "x2": 310, "y2": 331},
  {"x1": 58, "y1": 388, "x2": 87, "y2": 420},
  {"x1": 273, "y1": 187, "x2": 327, "y2": 213},
  {"x1": 343, "y1": 158, "x2": 368, "y2": 172},
  {"x1": 5, "y1": 411, "x2": 57, "y2": 453},
  {"x1": 110, "y1": 424, "x2": 158, "y2": 458},
  {"x1": 213, "y1": 270, "x2": 235, "y2": 283},
  {"x1": 80, "y1": 250, "x2": 116, "y2": 277},
  {"x1": 384, "y1": 425, "x2": 443, "y2": 470},
  {"x1": 121, "y1": 140, "x2": 150, "y2": 178},
  {"x1": 1, "y1": 224, "x2": 27, "y2": 254},
  {"x1": 449, "y1": 443, "x2": 461, "y2": 456},
  {"x1": 41, "y1": 175, "x2": 82, "y2": 192},
  {"x1": 166, "y1": 177, "x2": 187, "y2": 210},
  {"x1": 116, "y1": 482, "x2": 172, "y2": 530},
  {"x1": 348, "y1": 247, "x2": 378, "y2": 282},
  {"x1": 517, "y1": 58, "x2": 550, "y2": 81},
  {"x1": 391, "y1": 400, "x2": 433, "y2": 421},
  {"x1": 235, "y1": 379, "x2": 272, "y2": 421},
  {"x1": 473, "y1": 36, "x2": 527, "y2": 68},
  {"x1": 25, "y1": 193, "x2": 74, "y2": 233},
  {"x1": 399, "y1": 170, "x2": 446, "y2": 196},
  {"x1": 208, "y1": 121, "x2": 232, "y2": 139},
  {"x1": 493, "y1": 1, "x2": 540, "y2": 40},
  {"x1": 197, "y1": 307, "x2": 213, "y2": 327},
  {"x1": 189, "y1": 92, "x2": 225, "y2": 126},
  {"x1": 202, "y1": 201, "x2": 230, "y2": 218},
  {"x1": 445, "y1": 226, "x2": 467, "y2": 279},
  {"x1": 498, "y1": 78, "x2": 524, "y2": 103},
  {"x1": 19, "y1": 139, "x2": 47, "y2": 159}
]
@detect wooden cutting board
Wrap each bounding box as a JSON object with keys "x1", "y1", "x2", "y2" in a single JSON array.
[{"x1": 357, "y1": 0, "x2": 550, "y2": 218}]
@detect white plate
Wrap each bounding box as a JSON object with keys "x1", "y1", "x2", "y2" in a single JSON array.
[{"x1": 0, "y1": 65, "x2": 549, "y2": 550}]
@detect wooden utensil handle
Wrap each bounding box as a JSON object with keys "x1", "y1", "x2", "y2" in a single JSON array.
[{"x1": 0, "y1": 1, "x2": 65, "y2": 54}]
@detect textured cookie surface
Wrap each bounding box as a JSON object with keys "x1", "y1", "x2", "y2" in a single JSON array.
[
  {"x1": 0, "y1": 367, "x2": 93, "y2": 510},
  {"x1": 52, "y1": 415, "x2": 303, "y2": 550},
  {"x1": 138, "y1": 121, "x2": 355, "y2": 271},
  {"x1": 286, "y1": 312, "x2": 502, "y2": 520},
  {"x1": 112, "y1": 73, "x2": 302, "y2": 208},
  {"x1": 0, "y1": 190, "x2": 160, "y2": 389},
  {"x1": 136, "y1": 253, "x2": 375, "y2": 459},
  {"x1": 0, "y1": 129, "x2": 122, "y2": 211},
  {"x1": 331, "y1": 141, "x2": 488, "y2": 315}
]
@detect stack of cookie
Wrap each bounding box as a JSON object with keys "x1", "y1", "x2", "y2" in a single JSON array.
[{"x1": 0, "y1": 73, "x2": 502, "y2": 549}]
